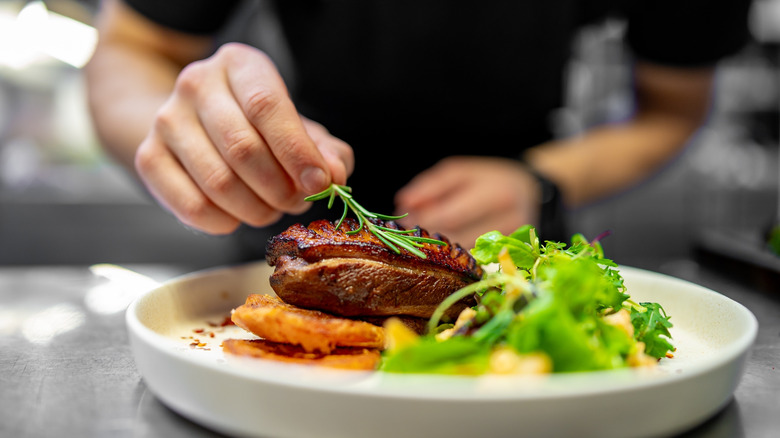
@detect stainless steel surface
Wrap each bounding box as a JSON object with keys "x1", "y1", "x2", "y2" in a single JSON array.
[{"x1": 0, "y1": 260, "x2": 778, "y2": 438}]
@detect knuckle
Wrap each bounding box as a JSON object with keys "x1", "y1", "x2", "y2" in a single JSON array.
[
  {"x1": 274, "y1": 131, "x2": 312, "y2": 164},
  {"x1": 216, "y1": 42, "x2": 248, "y2": 59},
  {"x1": 215, "y1": 42, "x2": 241, "y2": 57},
  {"x1": 133, "y1": 145, "x2": 152, "y2": 174},
  {"x1": 152, "y1": 106, "x2": 176, "y2": 135},
  {"x1": 217, "y1": 43, "x2": 275, "y2": 72},
  {"x1": 243, "y1": 86, "x2": 282, "y2": 122},
  {"x1": 175, "y1": 62, "x2": 207, "y2": 97},
  {"x1": 134, "y1": 140, "x2": 161, "y2": 175},
  {"x1": 202, "y1": 166, "x2": 238, "y2": 196},
  {"x1": 221, "y1": 130, "x2": 258, "y2": 165},
  {"x1": 177, "y1": 195, "x2": 213, "y2": 227}
]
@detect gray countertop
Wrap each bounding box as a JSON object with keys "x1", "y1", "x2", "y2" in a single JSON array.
[{"x1": 0, "y1": 258, "x2": 778, "y2": 438}]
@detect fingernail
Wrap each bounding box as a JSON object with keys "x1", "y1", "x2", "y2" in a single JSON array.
[{"x1": 301, "y1": 167, "x2": 328, "y2": 193}]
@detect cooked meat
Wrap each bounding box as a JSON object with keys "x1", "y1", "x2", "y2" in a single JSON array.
[
  {"x1": 266, "y1": 218, "x2": 481, "y2": 320},
  {"x1": 223, "y1": 339, "x2": 381, "y2": 370},
  {"x1": 231, "y1": 294, "x2": 385, "y2": 353}
]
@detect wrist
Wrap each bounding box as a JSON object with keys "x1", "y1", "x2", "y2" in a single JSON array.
[{"x1": 519, "y1": 161, "x2": 568, "y2": 243}]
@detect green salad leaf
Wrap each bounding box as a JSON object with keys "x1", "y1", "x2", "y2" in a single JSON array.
[
  {"x1": 630, "y1": 301, "x2": 674, "y2": 359},
  {"x1": 768, "y1": 224, "x2": 780, "y2": 256},
  {"x1": 381, "y1": 226, "x2": 674, "y2": 375}
]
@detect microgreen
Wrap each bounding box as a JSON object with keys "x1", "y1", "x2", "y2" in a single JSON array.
[{"x1": 304, "y1": 184, "x2": 445, "y2": 258}]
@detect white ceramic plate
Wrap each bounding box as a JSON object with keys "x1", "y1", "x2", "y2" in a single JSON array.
[{"x1": 126, "y1": 262, "x2": 757, "y2": 438}]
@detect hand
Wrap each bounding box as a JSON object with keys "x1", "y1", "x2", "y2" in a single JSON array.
[
  {"x1": 394, "y1": 156, "x2": 540, "y2": 248},
  {"x1": 134, "y1": 43, "x2": 354, "y2": 234}
]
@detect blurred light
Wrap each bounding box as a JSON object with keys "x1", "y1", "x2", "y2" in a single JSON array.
[
  {"x1": 85, "y1": 282, "x2": 141, "y2": 315},
  {"x1": 0, "y1": 1, "x2": 97, "y2": 69},
  {"x1": 0, "y1": 2, "x2": 45, "y2": 68},
  {"x1": 21, "y1": 303, "x2": 85, "y2": 345},
  {"x1": 750, "y1": 0, "x2": 780, "y2": 43},
  {"x1": 89, "y1": 264, "x2": 161, "y2": 291},
  {"x1": 40, "y1": 4, "x2": 98, "y2": 68},
  {"x1": 0, "y1": 137, "x2": 41, "y2": 189},
  {"x1": 689, "y1": 126, "x2": 777, "y2": 191},
  {"x1": 0, "y1": 309, "x2": 22, "y2": 336},
  {"x1": 86, "y1": 264, "x2": 160, "y2": 314}
]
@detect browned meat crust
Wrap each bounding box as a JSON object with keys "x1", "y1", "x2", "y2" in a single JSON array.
[
  {"x1": 266, "y1": 218, "x2": 481, "y2": 281},
  {"x1": 230, "y1": 294, "x2": 385, "y2": 353},
  {"x1": 222, "y1": 339, "x2": 381, "y2": 370},
  {"x1": 266, "y1": 219, "x2": 481, "y2": 320}
]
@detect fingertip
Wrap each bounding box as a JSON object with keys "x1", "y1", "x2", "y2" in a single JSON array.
[
  {"x1": 326, "y1": 158, "x2": 349, "y2": 186},
  {"x1": 300, "y1": 166, "x2": 330, "y2": 194},
  {"x1": 317, "y1": 140, "x2": 353, "y2": 186}
]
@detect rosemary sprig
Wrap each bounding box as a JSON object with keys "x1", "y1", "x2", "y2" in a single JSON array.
[{"x1": 304, "y1": 184, "x2": 445, "y2": 258}]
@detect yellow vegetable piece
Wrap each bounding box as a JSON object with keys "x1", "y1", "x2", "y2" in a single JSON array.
[{"x1": 383, "y1": 317, "x2": 419, "y2": 352}]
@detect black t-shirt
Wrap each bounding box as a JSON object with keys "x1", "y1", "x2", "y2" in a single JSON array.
[{"x1": 121, "y1": 0, "x2": 751, "y2": 254}]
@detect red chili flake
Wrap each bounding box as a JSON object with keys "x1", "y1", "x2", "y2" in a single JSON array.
[
  {"x1": 194, "y1": 328, "x2": 205, "y2": 333},
  {"x1": 208, "y1": 315, "x2": 234, "y2": 327},
  {"x1": 189, "y1": 342, "x2": 198, "y2": 348},
  {"x1": 209, "y1": 332, "x2": 215, "y2": 338}
]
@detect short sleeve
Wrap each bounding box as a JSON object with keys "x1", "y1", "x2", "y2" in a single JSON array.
[
  {"x1": 624, "y1": 0, "x2": 753, "y2": 67},
  {"x1": 122, "y1": 0, "x2": 243, "y2": 35}
]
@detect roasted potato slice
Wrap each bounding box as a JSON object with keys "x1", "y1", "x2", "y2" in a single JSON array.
[
  {"x1": 222, "y1": 339, "x2": 381, "y2": 370},
  {"x1": 230, "y1": 294, "x2": 385, "y2": 353}
]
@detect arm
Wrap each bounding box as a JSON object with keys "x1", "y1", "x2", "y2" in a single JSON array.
[
  {"x1": 84, "y1": 0, "x2": 353, "y2": 234},
  {"x1": 85, "y1": 0, "x2": 211, "y2": 170},
  {"x1": 523, "y1": 61, "x2": 714, "y2": 206},
  {"x1": 394, "y1": 62, "x2": 714, "y2": 247}
]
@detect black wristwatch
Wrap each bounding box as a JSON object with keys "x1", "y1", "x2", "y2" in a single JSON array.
[{"x1": 521, "y1": 162, "x2": 568, "y2": 243}]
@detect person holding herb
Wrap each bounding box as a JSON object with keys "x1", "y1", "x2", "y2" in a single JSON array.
[{"x1": 84, "y1": 0, "x2": 752, "y2": 256}]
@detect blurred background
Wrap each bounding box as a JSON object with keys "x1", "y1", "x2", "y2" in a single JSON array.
[{"x1": 0, "y1": 0, "x2": 778, "y2": 272}]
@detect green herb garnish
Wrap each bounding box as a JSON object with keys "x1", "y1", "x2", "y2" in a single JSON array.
[{"x1": 304, "y1": 183, "x2": 445, "y2": 259}]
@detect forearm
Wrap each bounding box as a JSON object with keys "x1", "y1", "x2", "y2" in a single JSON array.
[
  {"x1": 524, "y1": 62, "x2": 714, "y2": 207},
  {"x1": 524, "y1": 114, "x2": 700, "y2": 206},
  {"x1": 85, "y1": 47, "x2": 178, "y2": 171},
  {"x1": 84, "y1": 0, "x2": 211, "y2": 173}
]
